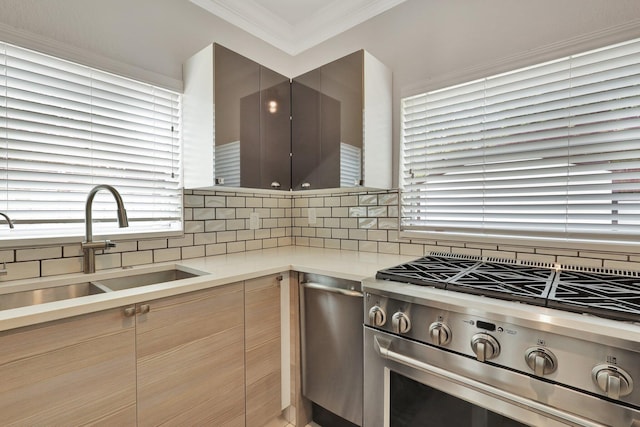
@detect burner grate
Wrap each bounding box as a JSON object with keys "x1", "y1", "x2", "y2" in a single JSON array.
[{"x1": 377, "y1": 254, "x2": 640, "y2": 321}]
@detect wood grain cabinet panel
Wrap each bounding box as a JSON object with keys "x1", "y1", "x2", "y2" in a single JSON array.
[
  {"x1": 245, "y1": 275, "x2": 282, "y2": 427},
  {"x1": 0, "y1": 308, "x2": 137, "y2": 426},
  {"x1": 136, "y1": 282, "x2": 246, "y2": 427}
]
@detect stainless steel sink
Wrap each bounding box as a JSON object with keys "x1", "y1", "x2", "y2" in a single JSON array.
[
  {"x1": 95, "y1": 269, "x2": 203, "y2": 291},
  {"x1": 0, "y1": 282, "x2": 106, "y2": 311},
  {"x1": 0, "y1": 268, "x2": 206, "y2": 311}
]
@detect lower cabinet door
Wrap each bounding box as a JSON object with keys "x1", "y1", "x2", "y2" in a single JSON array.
[
  {"x1": 245, "y1": 275, "x2": 282, "y2": 427},
  {"x1": 135, "y1": 282, "x2": 246, "y2": 427},
  {"x1": 0, "y1": 308, "x2": 137, "y2": 426}
]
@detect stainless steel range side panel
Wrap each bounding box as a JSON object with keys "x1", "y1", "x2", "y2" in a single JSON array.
[{"x1": 364, "y1": 328, "x2": 640, "y2": 427}]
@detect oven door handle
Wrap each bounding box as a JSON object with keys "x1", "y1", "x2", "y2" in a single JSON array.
[{"x1": 373, "y1": 336, "x2": 606, "y2": 427}]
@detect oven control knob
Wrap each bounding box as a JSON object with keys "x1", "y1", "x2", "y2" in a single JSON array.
[
  {"x1": 392, "y1": 312, "x2": 411, "y2": 334},
  {"x1": 368, "y1": 305, "x2": 386, "y2": 326},
  {"x1": 591, "y1": 364, "x2": 634, "y2": 400},
  {"x1": 429, "y1": 322, "x2": 452, "y2": 346},
  {"x1": 470, "y1": 333, "x2": 500, "y2": 362},
  {"x1": 525, "y1": 347, "x2": 558, "y2": 376}
]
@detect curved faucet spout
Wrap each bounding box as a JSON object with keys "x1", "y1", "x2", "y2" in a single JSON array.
[
  {"x1": 0, "y1": 213, "x2": 14, "y2": 229},
  {"x1": 82, "y1": 184, "x2": 129, "y2": 273}
]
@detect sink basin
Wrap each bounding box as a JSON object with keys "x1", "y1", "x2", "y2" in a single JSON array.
[
  {"x1": 0, "y1": 283, "x2": 106, "y2": 311},
  {"x1": 95, "y1": 269, "x2": 203, "y2": 291}
]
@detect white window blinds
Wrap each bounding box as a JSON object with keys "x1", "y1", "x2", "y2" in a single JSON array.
[
  {"x1": 401, "y1": 38, "x2": 640, "y2": 242},
  {"x1": 0, "y1": 42, "x2": 182, "y2": 242}
]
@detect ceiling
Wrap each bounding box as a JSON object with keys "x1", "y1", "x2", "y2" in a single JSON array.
[{"x1": 189, "y1": 0, "x2": 407, "y2": 55}]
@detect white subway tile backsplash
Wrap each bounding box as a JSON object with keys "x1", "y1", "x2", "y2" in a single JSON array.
[
  {"x1": 379, "y1": 193, "x2": 398, "y2": 206},
  {"x1": 359, "y1": 194, "x2": 378, "y2": 206},
  {"x1": 341, "y1": 240, "x2": 358, "y2": 251},
  {"x1": 309, "y1": 197, "x2": 324, "y2": 207},
  {"x1": 168, "y1": 234, "x2": 194, "y2": 248},
  {"x1": 263, "y1": 238, "x2": 278, "y2": 248},
  {"x1": 138, "y1": 239, "x2": 167, "y2": 250},
  {"x1": 359, "y1": 241, "x2": 378, "y2": 253},
  {"x1": 205, "y1": 196, "x2": 226, "y2": 208},
  {"x1": 358, "y1": 218, "x2": 377, "y2": 229},
  {"x1": 217, "y1": 231, "x2": 237, "y2": 243},
  {"x1": 278, "y1": 198, "x2": 292, "y2": 209},
  {"x1": 368, "y1": 206, "x2": 387, "y2": 217},
  {"x1": 206, "y1": 243, "x2": 226, "y2": 256},
  {"x1": 0, "y1": 261, "x2": 40, "y2": 281},
  {"x1": 226, "y1": 219, "x2": 246, "y2": 230},
  {"x1": 324, "y1": 197, "x2": 340, "y2": 207},
  {"x1": 400, "y1": 243, "x2": 425, "y2": 256},
  {"x1": 184, "y1": 195, "x2": 204, "y2": 207},
  {"x1": 182, "y1": 245, "x2": 205, "y2": 259},
  {"x1": 154, "y1": 248, "x2": 181, "y2": 263},
  {"x1": 246, "y1": 240, "x2": 263, "y2": 251},
  {"x1": 3, "y1": 188, "x2": 635, "y2": 282},
  {"x1": 0, "y1": 250, "x2": 14, "y2": 263},
  {"x1": 349, "y1": 207, "x2": 367, "y2": 217},
  {"x1": 122, "y1": 250, "x2": 153, "y2": 267},
  {"x1": 185, "y1": 221, "x2": 205, "y2": 233},
  {"x1": 227, "y1": 197, "x2": 245, "y2": 208},
  {"x1": 237, "y1": 230, "x2": 255, "y2": 241},
  {"x1": 205, "y1": 220, "x2": 226, "y2": 232},
  {"x1": 17, "y1": 247, "x2": 61, "y2": 262},
  {"x1": 42, "y1": 257, "x2": 83, "y2": 276},
  {"x1": 96, "y1": 252, "x2": 122, "y2": 270},
  {"x1": 194, "y1": 233, "x2": 216, "y2": 245},
  {"x1": 341, "y1": 195, "x2": 357, "y2": 206},
  {"x1": 193, "y1": 208, "x2": 215, "y2": 220},
  {"x1": 263, "y1": 198, "x2": 279, "y2": 208},
  {"x1": 227, "y1": 241, "x2": 246, "y2": 253},
  {"x1": 324, "y1": 239, "x2": 341, "y2": 249},
  {"x1": 216, "y1": 208, "x2": 236, "y2": 219}
]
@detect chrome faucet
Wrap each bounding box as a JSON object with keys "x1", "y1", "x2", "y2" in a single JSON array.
[
  {"x1": 82, "y1": 185, "x2": 129, "y2": 273},
  {"x1": 0, "y1": 212, "x2": 14, "y2": 229}
]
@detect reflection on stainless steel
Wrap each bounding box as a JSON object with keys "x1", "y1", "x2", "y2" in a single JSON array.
[
  {"x1": 94, "y1": 269, "x2": 201, "y2": 291},
  {"x1": 300, "y1": 273, "x2": 363, "y2": 426},
  {"x1": 363, "y1": 263, "x2": 640, "y2": 427},
  {"x1": 82, "y1": 185, "x2": 129, "y2": 274},
  {"x1": 0, "y1": 283, "x2": 105, "y2": 311}
]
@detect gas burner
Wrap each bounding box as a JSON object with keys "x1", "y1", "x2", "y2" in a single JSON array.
[
  {"x1": 549, "y1": 270, "x2": 640, "y2": 322},
  {"x1": 447, "y1": 262, "x2": 554, "y2": 305},
  {"x1": 376, "y1": 255, "x2": 478, "y2": 287}
]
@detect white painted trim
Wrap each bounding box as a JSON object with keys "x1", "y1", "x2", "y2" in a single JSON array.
[
  {"x1": 190, "y1": 0, "x2": 406, "y2": 55},
  {"x1": 400, "y1": 18, "x2": 640, "y2": 98},
  {"x1": 280, "y1": 272, "x2": 291, "y2": 410},
  {"x1": 0, "y1": 22, "x2": 182, "y2": 91}
]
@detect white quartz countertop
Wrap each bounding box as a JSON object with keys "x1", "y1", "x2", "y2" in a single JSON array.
[{"x1": 0, "y1": 247, "x2": 414, "y2": 332}]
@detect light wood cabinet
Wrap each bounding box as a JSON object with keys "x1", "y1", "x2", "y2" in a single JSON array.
[
  {"x1": 135, "y1": 282, "x2": 246, "y2": 427},
  {"x1": 0, "y1": 308, "x2": 137, "y2": 426},
  {"x1": 245, "y1": 274, "x2": 283, "y2": 427},
  {"x1": 0, "y1": 276, "x2": 288, "y2": 427}
]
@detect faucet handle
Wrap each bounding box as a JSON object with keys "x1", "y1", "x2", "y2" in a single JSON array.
[{"x1": 105, "y1": 240, "x2": 116, "y2": 249}]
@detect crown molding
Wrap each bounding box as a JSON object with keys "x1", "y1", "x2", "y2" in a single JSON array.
[{"x1": 190, "y1": 0, "x2": 406, "y2": 55}]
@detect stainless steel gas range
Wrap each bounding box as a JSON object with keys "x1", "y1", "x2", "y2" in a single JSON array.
[{"x1": 363, "y1": 254, "x2": 640, "y2": 427}]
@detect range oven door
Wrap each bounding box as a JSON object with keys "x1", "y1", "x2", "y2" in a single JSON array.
[{"x1": 364, "y1": 328, "x2": 640, "y2": 427}]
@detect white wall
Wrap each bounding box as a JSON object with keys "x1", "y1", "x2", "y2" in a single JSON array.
[{"x1": 1, "y1": 0, "x2": 640, "y2": 183}]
